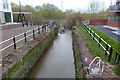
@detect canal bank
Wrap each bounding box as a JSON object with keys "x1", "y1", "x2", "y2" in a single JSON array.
[
  {"x1": 27, "y1": 30, "x2": 75, "y2": 78},
  {"x1": 3, "y1": 27, "x2": 58, "y2": 78},
  {"x1": 72, "y1": 30, "x2": 85, "y2": 79}
]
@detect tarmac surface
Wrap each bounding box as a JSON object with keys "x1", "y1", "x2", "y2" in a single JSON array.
[{"x1": 90, "y1": 25, "x2": 120, "y2": 42}]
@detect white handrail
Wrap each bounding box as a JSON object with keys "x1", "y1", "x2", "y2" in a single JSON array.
[
  {"x1": 16, "y1": 37, "x2": 25, "y2": 43},
  {"x1": 0, "y1": 21, "x2": 55, "y2": 52},
  {"x1": 26, "y1": 29, "x2": 33, "y2": 33},
  {"x1": 95, "y1": 33, "x2": 100, "y2": 38},
  {"x1": 15, "y1": 33, "x2": 24, "y2": 38},
  {"x1": 101, "y1": 38, "x2": 107, "y2": 45},
  {"x1": 26, "y1": 33, "x2": 33, "y2": 38},
  {"x1": 0, "y1": 37, "x2": 13, "y2": 45},
  {"x1": 0, "y1": 43, "x2": 14, "y2": 52}
]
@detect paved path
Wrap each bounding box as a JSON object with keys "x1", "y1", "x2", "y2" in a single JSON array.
[
  {"x1": 90, "y1": 25, "x2": 120, "y2": 42},
  {"x1": 0, "y1": 26, "x2": 40, "y2": 58},
  {"x1": 0, "y1": 26, "x2": 37, "y2": 41}
]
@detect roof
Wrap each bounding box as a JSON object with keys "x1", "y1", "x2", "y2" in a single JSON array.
[{"x1": 12, "y1": 12, "x2": 32, "y2": 14}]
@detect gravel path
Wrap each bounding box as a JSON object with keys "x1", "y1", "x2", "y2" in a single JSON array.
[{"x1": 90, "y1": 25, "x2": 120, "y2": 42}]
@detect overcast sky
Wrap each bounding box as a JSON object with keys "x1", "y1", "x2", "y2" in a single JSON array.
[{"x1": 11, "y1": 0, "x2": 116, "y2": 12}]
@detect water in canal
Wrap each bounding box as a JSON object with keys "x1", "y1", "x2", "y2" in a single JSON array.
[{"x1": 27, "y1": 30, "x2": 75, "y2": 78}]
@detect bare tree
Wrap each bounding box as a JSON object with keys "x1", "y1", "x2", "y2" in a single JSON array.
[{"x1": 88, "y1": 0, "x2": 105, "y2": 13}]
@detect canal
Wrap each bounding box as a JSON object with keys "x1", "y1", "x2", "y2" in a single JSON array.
[{"x1": 27, "y1": 30, "x2": 75, "y2": 78}]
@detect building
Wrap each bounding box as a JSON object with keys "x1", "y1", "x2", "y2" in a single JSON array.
[
  {"x1": 0, "y1": 0, "x2": 13, "y2": 24},
  {"x1": 107, "y1": 0, "x2": 120, "y2": 27}
]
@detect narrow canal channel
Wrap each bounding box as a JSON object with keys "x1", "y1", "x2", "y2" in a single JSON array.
[{"x1": 27, "y1": 30, "x2": 75, "y2": 78}]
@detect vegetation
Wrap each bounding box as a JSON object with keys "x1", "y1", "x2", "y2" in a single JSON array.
[
  {"x1": 65, "y1": 12, "x2": 83, "y2": 29},
  {"x1": 78, "y1": 25, "x2": 120, "y2": 76},
  {"x1": 78, "y1": 25, "x2": 108, "y2": 61},
  {"x1": 12, "y1": 3, "x2": 65, "y2": 25},
  {"x1": 11, "y1": 2, "x2": 109, "y2": 27},
  {"x1": 114, "y1": 66, "x2": 120, "y2": 76},
  {"x1": 72, "y1": 31, "x2": 85, "y2": 79},
  {"x1": 11, "y1": 1, "x2": 119, "y2": 77}
]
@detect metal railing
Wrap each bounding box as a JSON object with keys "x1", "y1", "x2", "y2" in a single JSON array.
[
  {"x1": 82, "y1": 23, "x2": 120, "y2": 66},
  {"x1": 0, "y1": 21, "x2": 56, "y2": 52}
]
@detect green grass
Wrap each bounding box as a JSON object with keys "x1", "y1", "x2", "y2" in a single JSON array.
[
  {"x1": 78, "y1": 25, "x2": 120, "y2": 76},
  {"x1": 78, "y1": 25, "x2": 108, "y2": 62},
  {"x1": 114, "y1": 66, "x2": 120, "y2": 76},
  {"x1": 88, "y1": 25, "x2": 120, "y2": 53},
  {"x1": 72, "y1": 32, "x2": 85, "y2": 79}
]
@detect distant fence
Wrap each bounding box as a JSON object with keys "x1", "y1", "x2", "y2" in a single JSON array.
[
  {"x1": 0, "y1": 21, "x2": 56, "y2": 52},
  {"x1": 82, "y1": 23, "x2": 120, "y2": 66}
]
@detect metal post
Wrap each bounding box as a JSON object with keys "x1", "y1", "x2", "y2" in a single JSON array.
[
  {"x1": 45, "y1": 24, "x2": 47, "y2": 31},
  {"x1": 99, "y1": 38, "x2": 101, "y2": 46},
  {"x1": 52, "y1": 22, "x2": 54, "y2": 27},
  {"x1": 13, "y1": 37, "x2": 16, "y2": 49},
  {"x1": 117, "y1": 55, "x2": 120, "y2": 64},
  {"x1": 108, "y1": 47, "x2": 113, "y2": 62},
  {"x1": 115, "y1": 52, "x2": 118, "y2": 61},
  {"x1": 93, "y1": 32, "x2": 95, "y2": 40},
  {"x1": 43, "y1": 25, "x2": 45, "y2": 32},
  {"x1": 48, "y1": 23, "x2": 49, "y2": 28},
  {"x1": 83, "y1": 24, "x2": 86, "y2": 31},
  {"x1": 52, "y1": 22, "x2": 53, "y2": 27},
  {"x1": 86, "y1": 26, "x2": 89, "y2": 32},
  {"x1": 24, "y1": 33, "x2": 27, "y2": 43},
  {"x1": 38, "y1": 27, "x2": 40, "y2": 34},
  {"x1": 90, "y1": 30, "x2": 91, "y2": 35},
  {"x1": 44, "y1": 25, "x2": 46, "y2": 32},
  {"x1": 42, "y1": 26, "x2": 44, "y2": 32},
  {"x1": 105, "y1": 44, "x2": 109, "y2": 55},
  {"x1": 33, "y1": 30, "x2": 35, "y2": 38}
]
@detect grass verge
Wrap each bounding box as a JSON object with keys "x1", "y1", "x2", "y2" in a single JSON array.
[
  {"x1": 72, "y1": 31, "x2": 85, "y2": 79},
  {"x1": 78, "y1": 25, "x2": 120, "y2": 76},
  {"x1": 88, "y1": 25, "x2": 120, "y2": 53}
]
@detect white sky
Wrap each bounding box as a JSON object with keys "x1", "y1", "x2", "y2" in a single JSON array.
[{"x1": 11, "y1": 0, "x2": 116, "y2": 12}]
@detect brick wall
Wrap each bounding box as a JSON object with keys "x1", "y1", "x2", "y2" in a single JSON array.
[
  {"x1": 107, "y1": 20, "x2": 120, "y2": 28},
  {"x1": 0, "y1": 23, "x2": 23, "y2": 30},
  {"x1": 89, "y1": 19, "x2": 107, "y2": 25}
]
